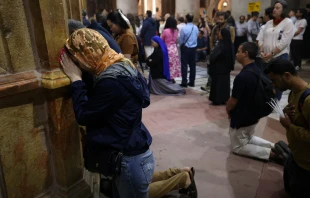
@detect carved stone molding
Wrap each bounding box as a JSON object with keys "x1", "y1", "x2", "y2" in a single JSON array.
[
  {"x1": 41, "y1": 70, "x2": 71, "y2": 90},
  {"x1": 0, "y1": 71, "x2": 40, "y2": 98},
  {"x1": 0, "y1": 70, "x2": 71, "y2": 98}
]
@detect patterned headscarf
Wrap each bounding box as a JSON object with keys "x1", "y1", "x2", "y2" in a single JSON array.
[{"x1": 65, "y1": 28, "x2": 133, "y2": 75}]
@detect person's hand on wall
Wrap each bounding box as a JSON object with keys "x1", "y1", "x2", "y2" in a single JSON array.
[{"x1": 60, "y1": 52, "x2": 82, "y2": 83}]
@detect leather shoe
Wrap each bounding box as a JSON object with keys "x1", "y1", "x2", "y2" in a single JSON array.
[{"x1": 180, "y1": 84, "x2": 188, "y2": 88}]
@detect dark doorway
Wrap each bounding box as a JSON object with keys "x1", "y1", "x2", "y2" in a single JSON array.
[
  {"x1": 97, "y1": 0, "x2": 116, "y2": 13},
  {"x1": 200, "y1": 0, "x2": 206, "y2": 7},
  {"x1": 161, "y1": 0, "x2": 176, "y2": 17}
]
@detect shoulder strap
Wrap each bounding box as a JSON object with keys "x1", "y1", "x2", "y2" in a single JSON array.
[
  {"x1": 298, "y1": 88, "x2": 310, "y2": 112},
  {"x1": 184, "y1": 25, "x2": 194, "y2": 45}
]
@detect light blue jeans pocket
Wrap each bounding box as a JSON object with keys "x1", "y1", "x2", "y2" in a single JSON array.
[
  {"x1": 115, "y1": 149, "x2": 155, "y2": 198},
  {"x1": 141, "y1": 153, "x2": 155, "y2": 184}
]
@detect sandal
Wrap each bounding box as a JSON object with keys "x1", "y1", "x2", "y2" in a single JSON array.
[
  {"x1": 179, "y1": 167, "x2": 198, "y2": 198},
  {"x1": 191, "y1": 167, "x2": 195, "y2": 178},
  {"x1": 270, "y1": 142, "x2": 289, "y2": 165}
]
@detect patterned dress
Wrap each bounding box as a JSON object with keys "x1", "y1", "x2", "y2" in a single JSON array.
[{"x1": 161, "y1": 29, "x2": 181, "y2": 79}]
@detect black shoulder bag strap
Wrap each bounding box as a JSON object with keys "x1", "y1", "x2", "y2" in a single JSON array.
[
  {"x1": 298, "y1": 88, "x2": 310, "y2": 112},
  {"x1": 183, "y1": 25, "x2": 194, "y2": 46}
]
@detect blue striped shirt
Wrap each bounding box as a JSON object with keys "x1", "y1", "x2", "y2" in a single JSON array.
[{"x1": 179, "y1": 23, "x2": 199, "y2": 48}]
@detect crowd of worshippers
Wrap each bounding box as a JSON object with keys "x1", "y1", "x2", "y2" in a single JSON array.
[{"x1": 60, "y1": 0, "x2": 310, "y2": 197}]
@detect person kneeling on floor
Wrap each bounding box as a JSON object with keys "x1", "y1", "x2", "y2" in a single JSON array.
[
  {"x1": 265, "y1": 59, "x2": 310, "y2": 198},
  {"x1": 226, "y1": 42, "x2": 276, "y2": 161},
  {"x1": 101, "y1": 167, "x2": 198, "y2": 198}
]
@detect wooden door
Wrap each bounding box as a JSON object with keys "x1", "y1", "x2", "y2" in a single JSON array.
[{"x1": 161, "y1": 0, "x2": 176, "y2": 17}]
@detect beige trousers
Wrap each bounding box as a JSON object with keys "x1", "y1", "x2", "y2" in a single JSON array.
[
  {"x1": 229, "y1": 124, "x2": 275, "y2": 160},
  {"x1": 149, "y1": 168, "x2": 188, "y2": 198}
]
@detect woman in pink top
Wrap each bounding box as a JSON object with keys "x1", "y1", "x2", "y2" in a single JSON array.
[{"x1": 161, "y1": 17, "x2": 181, "y2": 82}]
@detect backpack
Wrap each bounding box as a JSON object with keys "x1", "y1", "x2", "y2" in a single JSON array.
[
  {"x1": 245, "y1": 66, "x2": 276, "y2": 119},
  {"x1": 298, "y1": 88, "x2": 310, "y2": 112}
]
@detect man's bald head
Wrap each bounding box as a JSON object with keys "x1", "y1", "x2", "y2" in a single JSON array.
[{"x1": 164, "y1": 13, "x2": 170, "y2": 20}]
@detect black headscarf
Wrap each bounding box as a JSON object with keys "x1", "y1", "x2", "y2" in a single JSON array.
[{"x1": 219, "y1": 28, "x2": 234, "y2": 70}]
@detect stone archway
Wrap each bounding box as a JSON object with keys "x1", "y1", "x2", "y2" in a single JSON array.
[
  {"x1": 217, "y1": 0, "x2": 232, "y2": 12},
  {"x1": 206, "y1": 0, "x2": 231, "y2": 20}
]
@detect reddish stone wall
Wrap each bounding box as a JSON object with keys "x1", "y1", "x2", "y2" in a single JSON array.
[{"x1": 0, "y1": 0, "x2": 91, "y2": 197}]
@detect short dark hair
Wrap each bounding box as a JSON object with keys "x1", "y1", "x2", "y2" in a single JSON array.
[
  {"x1": 68, "y1": 19, "x2": 86, "y2": 35},
  {"x1": 82, "y1": 10, "x2": 87, "y2": 17},
  {"x1": 265, "y1": 7, "x2": 274, "y2": 20},
  {"x1": 274, "y1": 0, "x2": 288, "y2": 18},
  {"x1": 290, "y1": 9, "x2": 297, "y2": 13},
  {"x1": 146, "y1": 10, "x2": 152, "y2": 18},
  {"x1": 240, "y1": 42, "x2": 258, "y2": 60},
  {"x1": 185, "y1": 14, "x2": 194, "y2": 22},
  {"x1": 107, "y1": 10, "x2": 130, "y2": 30},
  {"x1": 226, "y1": 10, "x2": 231, "y2": 16},
  {"x1": 178, "y1": 17, "x2": 185, "y2": 23},
  {"x1": 239, "y1": 15, "x2": 245, "y2": 20},
  {"x1": 297, "y1": 8, "x2": 307, "y2": 19},
  {"x1": 264, "y1": 59, "x2": 297, "y2": 76},
  {"x1": 217, "y1": 12, "x2": 228, "y2": 20},
  {"x1": 251, "y1": 11, "x2": 259, "y2": 17}
]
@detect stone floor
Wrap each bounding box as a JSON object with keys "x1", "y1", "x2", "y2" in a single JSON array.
[
  {"x1": 141, "y1": 61, "x2": 310, "y2": 198},
  {"x1": 100, "y1": 61, "x2": 310, "y2": 198}
]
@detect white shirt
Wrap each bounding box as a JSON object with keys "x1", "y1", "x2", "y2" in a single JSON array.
[
  {"x1": 247, "y1": 19, "x2": 260, "y2": 42},
  {"x1": 135, "y1": 25, "x2": 141, "y2": 36},
  {"x1": 293, "y1": 19, "x2": 307, "y2": 40},
  {"x1": 256, "y1": 25, "x2": 265, "y2": 42},
  {"x1": 177, "y1": 23, "x2": 186, "y2": 38},
  {"x1": 258, "y1": 18, "x2": 295, "y2": 58},
  {"x1": 159, "y1": 21, "x2": 166, "y2": 34},
  {"x1": 235, "y1": 21, "x2": 248, "y2": 37},
  {"x1": 290, "y1": 16, "x2": 297, "y2": 24}
]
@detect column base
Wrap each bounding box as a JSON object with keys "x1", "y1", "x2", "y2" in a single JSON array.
[{"x1": 54, "y1": 179, "x2": 92, "y2": 198}]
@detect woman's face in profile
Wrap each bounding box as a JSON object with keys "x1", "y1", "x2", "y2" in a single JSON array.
[{"x1": 107, "y1": 20, "x2": 121, "y2": 34}]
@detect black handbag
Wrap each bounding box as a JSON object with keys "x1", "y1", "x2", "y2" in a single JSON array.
[
  {"x1": 83, "y1": 146, "x2": 123, "y2": 177},
  {"x1": 181, "y1": 26, "x2": 194, "y2": 51}
]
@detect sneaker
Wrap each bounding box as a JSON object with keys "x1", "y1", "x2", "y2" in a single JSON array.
[{"x1": 295, "y1": 66, "x2": 300, "y2": 71}]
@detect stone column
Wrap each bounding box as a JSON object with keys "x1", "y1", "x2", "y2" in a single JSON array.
[
  {"x1": 66, "y1": 0, "x2": 82, "y2": 20},
  {"x1": 0, "y1": 0, "x2": 91, "y2": 197},
  {"x1": 175, "y1": 0, "x2": 200, "y2": 20},
  {"x1": 117, "y1": 0, "x2": 138, "y2": 15}
]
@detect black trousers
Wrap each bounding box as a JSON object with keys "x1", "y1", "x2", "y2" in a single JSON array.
[
  {"x1": 290, "y1": 40, "x2": 303, "y2": 68},
  {"x1": 181, "y1": 47, "x2": 197, "y2": 85},
  {"x1": 284, "y1": 154, "x2": 310, "y2": 198}
]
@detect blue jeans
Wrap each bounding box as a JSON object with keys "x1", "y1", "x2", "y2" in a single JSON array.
[{"x1": 113, "y1": 149, "x2": 155, "y2": 198}]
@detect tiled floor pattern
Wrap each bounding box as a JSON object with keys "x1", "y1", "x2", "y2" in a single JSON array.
[{"x1": 100, "y1": 61, "x2": 310, "y2": 198}]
